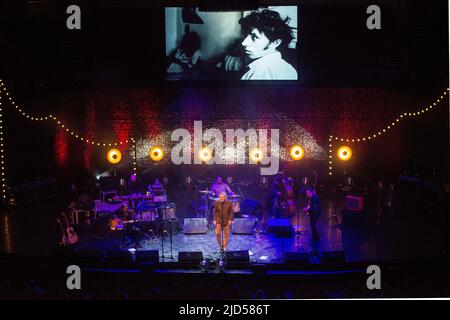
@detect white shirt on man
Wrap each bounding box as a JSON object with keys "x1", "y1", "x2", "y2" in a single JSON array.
[{"x1": 241, "y1": 51, "x2": 297, "y2": 80}]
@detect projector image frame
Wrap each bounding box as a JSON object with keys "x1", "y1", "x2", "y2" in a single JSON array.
[{"x1": 165, "y1": 5, "x2": 299, "y2": 83}]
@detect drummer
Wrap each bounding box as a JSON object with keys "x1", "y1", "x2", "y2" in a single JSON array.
[{"x1": 210, "y1": 176, "x2": 235, "y2": 198}]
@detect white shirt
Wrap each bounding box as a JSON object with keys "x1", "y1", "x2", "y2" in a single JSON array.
[{"x1": 241, "y1": 51, "x2": 297, "y2": 80}]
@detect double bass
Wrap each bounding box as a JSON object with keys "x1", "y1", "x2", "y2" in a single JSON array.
[{"x1": 282, "y1": 180, "x2": 297, "y2": 218}]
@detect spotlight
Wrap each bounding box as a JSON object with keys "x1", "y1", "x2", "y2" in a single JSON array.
[
  {"x1": 290, "y1": 145, "x2": 305, "y2": 161},
  {"x1": 249, "y1": 148, "x2": 263, "y2": 163},
  {"x1": 107, "y1": 148, "x2": 122, "y2": 164},
  {"x1": 199, "y1": 147, "x2": 212, "y2": 163},
  {"x1": 149, "y1": 146, "x2": 164, "y2": 162},
  {"x1": 337, "y1": 146, "x2": 352, "y2": 161}
]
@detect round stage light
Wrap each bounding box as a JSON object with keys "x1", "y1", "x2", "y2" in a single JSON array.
[
  {"x1": 290, "y1": 145, "x2": 305, "y2": 161},
  {"x1": 337, "y1": 146, "x2": 352, "y2": 161},
  {"x1": 149, "y1": 146, "x2": 164, "y2": 162},
  {"x1": 107, "y1": 148, "x2": 122, "y2": 164},
  {"x1": 199, "y1": 147, "x2": 212, "y2": 163},
  {"x1": 249, "y1": 148, "x2": 263, "y2": 163}
]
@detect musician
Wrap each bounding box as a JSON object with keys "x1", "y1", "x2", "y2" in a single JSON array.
[
  {"x1": 213, "y1": 192, "x2": 234, "y2": 252},
  {"x1": 303, "y1": 187, "x2": 322, "y2": 243},
  {"x1": 110, "y1": 203, "x2": 133, "y2": 230},
  {"x1": 266, "y1": 175, "x2": 283, "y2": 218},
  {"x1": 210, "y1": 176, "x2": 234, "y2": 198},
  {"x1": 128, "y1": 173, "x2": 143, "y2": 195},
  {"x1": 149, "y1": 179, "x2": 165, "y2": 196}
]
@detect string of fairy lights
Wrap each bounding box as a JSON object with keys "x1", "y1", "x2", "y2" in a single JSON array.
[
  {"x1": 0, "y1": 78, "x2": 448, "y2": 200},
  {"x1": 0, "y1": 79, "x2": 135, "y2": 200},
  {"x1": 328, "y1": 88, "x2": 449, "y2": 176},
  {"x1": 0, "y1": 81, "x2": 6, "y2": 200}
]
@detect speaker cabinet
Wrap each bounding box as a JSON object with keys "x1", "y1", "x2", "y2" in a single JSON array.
[
  {"x1": 344, "y1": 195, "x2": 363, "y2": 211},
  {"x1": 178, "y1": 251, "x2": 203, "y2": 263},
  {"x1": 225, "y1": 250, "x2": 250, "y2": 264},
  {"x1": 231, "y1": 218, "x2": 254, "y2": 234},
  {"x1": 184, "y1": 218, "x2": 207, "y2": 234},
  {"x1": 136, "y1": 250, "x2": 159, "y2": 263}
]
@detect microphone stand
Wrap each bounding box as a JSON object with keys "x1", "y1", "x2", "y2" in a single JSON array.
[
  {"x1": 160, "y1": 220, "x2": 165, "y2": 260},
  {"x1": 168, "y1": 210, "x2": 173, "y2": 259},
  {"x1": 221, "y1": 201, "x2": 225, "y2": 258}
]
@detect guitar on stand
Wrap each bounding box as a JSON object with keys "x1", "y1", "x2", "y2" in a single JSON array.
[
  {"x1": 56, "y1": 217, "x2": 68, "y2": 246},
  {"x1": 62, "y1": 212, "x2": 79, "y2": 245}
]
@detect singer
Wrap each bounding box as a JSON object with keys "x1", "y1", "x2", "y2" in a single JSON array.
[{"x1": 213, "y1": 192, "x2": 234, "y2": 252}]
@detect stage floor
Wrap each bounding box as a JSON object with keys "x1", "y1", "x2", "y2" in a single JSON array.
[{"x1": 1, "y1": 191, "x2": 448, "y2": 264}]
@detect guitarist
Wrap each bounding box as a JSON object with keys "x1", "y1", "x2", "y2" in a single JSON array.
[{"x1": 302, "y1": 187, "x2": 321, "y2": 243}]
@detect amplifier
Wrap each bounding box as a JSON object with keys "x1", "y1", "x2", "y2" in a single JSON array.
[
  {"x1": 184, "y1": 218, "x2": 207, "y2": 234},
  {"x1": 267, "y1": 218, "x2": 293, "y2": 237},
  {"x1": 160, "y1": 203, "x2": 176, "y2": 219},
  {"x1": 231, "y1": 218, "x2": 254, "y2": 234},
  {"x1": 344, "y1": 195, "x2": 363, "y2": 211}
]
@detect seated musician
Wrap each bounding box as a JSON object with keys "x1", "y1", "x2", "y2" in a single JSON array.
[
  {"x1": 210, "y1": 176, "x2": 234, "y2": 198},
  {"x1": 110, "y1": 203, "x2": 133, "y2": 230},
  {"x1": 149, "y1": 179, "x2": 165, "y2": 195}
]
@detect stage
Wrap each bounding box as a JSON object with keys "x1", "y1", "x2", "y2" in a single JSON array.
[{"x1": 1, "y1": 188, "x2": 447, "y2": 268}]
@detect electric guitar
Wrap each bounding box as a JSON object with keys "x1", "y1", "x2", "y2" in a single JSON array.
[
  {"x1": 62, "y1": 212, "x2": 78, "y2": 244},
  {"x1": 302, "y1": 199, "x2": 311, "y2": 215}
]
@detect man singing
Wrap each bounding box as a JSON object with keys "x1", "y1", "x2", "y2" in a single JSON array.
[{"x1": 213, "y1": 192, "x2": 234, "y2": 252}]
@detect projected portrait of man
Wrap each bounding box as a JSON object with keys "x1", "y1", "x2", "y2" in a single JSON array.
[{"x1": 238, "y1": 9, "x2": 297, "y2": 80}]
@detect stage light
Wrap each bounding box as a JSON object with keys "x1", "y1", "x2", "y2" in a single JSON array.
[
  {"x1": 249, "y1": 148, "x2": 263, "y2": 163},
  {"x1": 290, "y1": 145, "x2": 305, "y2": 161},
  {"x1": 337, "y1": 146, "x2": 352, "y2": 162},
  {"x1": 149, "y1": 146, "x2": 164, "y2": 162},
  {"x1": 199, "y1": 147, "x2": 212, "y2": 162},
  {"x1": 107, "y1": 148, "x2": 122, "y2": 164}
]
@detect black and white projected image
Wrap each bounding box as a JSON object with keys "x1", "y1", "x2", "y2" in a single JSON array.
[{"x1": 165, "y1": 6, "x2": 298, "y2": 81}]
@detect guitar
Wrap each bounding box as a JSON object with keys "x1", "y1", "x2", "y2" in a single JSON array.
[
  {"x1": 62, "y1": 212, "x2": 78, "y2": 244},
  {"x1": 302, "y1": 199, "x2": 311, "y2": 215},
  {"x1": 56, "y1": 217, "x2": 68, "y2": 246}
]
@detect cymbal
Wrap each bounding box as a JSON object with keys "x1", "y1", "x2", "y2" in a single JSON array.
[{"x1": 198, "y1": 190, "x2": 211, "y2": 194}]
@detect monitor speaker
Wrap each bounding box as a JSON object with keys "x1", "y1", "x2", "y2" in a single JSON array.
[
  {"x1": 136, "y1": 250, "x2": 159, "y2": 263},
  {"x1": 178, "y1": 251, "x2": 203, "y2": 263},
  {"x1": 225, "y1": 250, "x2": 250, "y2": 264}
]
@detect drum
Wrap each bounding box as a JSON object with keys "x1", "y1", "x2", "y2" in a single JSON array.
[{"x1": 160, "y1": 203, "x2": 176, "y2": 220}]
